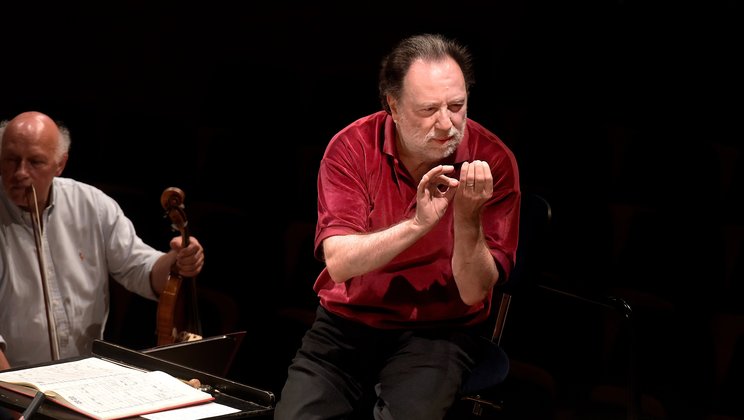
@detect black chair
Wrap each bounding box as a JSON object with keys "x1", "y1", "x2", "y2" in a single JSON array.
[
  {"x1": 450, "y1": 193, "x2": 645, "y2": 420},
  {"x1": 449, "y1": 192, "x2": 555, "y2": 418}
]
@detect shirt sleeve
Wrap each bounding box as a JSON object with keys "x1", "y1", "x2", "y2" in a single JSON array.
[
  {"x1": 314, "y1": 134, "x2": 373, "y2": 261},
  {"x1": 97, "y1": 190, "x2": 163, "y2": 301}
]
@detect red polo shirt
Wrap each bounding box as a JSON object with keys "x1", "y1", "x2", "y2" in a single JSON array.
[{"x1": 314, "y1": 111, "x2": 520, "y2": 329}]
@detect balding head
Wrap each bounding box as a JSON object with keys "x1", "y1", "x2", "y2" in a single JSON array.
[
  {"x1": 0, "y1": 111, "x2": 70, "y2": 162},
  {"x1": 0, "y1": 111, "x2": 70, "y2": 210}
]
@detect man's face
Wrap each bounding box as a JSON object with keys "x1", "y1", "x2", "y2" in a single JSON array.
[
  {"x1": 390, "y1": 56, "x2": 468, "y2": 163},
  {"x1": 0, "y1": 125, "x2": 64, "y2": 209}
]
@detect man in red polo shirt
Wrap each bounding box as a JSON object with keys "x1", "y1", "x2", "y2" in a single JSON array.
[{"x1": 275, "y1": 33, "x2": 520, "y2": 420}]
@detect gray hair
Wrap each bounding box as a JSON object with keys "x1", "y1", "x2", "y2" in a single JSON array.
[{"x1": 378, "y1": 33, "x2": 475, "y2": 114}]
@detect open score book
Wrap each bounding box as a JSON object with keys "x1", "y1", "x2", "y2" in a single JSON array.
[{"x1": 0, "y1": 357, "x2": 214, "y2": 419}]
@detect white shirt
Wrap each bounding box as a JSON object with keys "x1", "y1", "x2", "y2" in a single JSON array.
[{"x1": 0, "y1": 177, "x2": 162, "y2": 366}]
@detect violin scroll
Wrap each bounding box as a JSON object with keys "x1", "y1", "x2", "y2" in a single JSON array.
[{"x1": 161, "y1": 187, "x2": 190, "y2": 246}]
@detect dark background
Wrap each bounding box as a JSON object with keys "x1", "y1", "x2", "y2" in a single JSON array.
[{"x1": 2, "y1": 1, "x2": 742, "y2": 419}]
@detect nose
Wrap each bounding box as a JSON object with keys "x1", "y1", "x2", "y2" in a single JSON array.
[
  {"x1": 14, "y1": 160, "x2": 31, "y2": 179},
  {"x1": 435, "y1": 108, "x2": 453, "y2": 131}
]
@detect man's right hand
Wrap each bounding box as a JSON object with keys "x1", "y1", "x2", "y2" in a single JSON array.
[{"x1": 414, "y1": 164, "x2": 459, "y2": 228}]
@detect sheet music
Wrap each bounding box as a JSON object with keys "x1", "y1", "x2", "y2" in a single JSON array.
[
  {"x1": 0, "y1": 357, "x2": 138, "y2": 387},
  {"x1": 0, "y1": 357, "x2": 214, "y2": 419}
]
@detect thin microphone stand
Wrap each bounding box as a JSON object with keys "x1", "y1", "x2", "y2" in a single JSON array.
[{"x1": 27, "y1": 186, "x2": 60, "y2": 361}]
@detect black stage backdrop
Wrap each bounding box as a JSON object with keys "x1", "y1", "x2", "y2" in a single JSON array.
[{"x1": 2, "y1": 2, "x2": 742, "y2": 418}]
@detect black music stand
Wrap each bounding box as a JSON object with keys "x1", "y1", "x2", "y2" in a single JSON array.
[
  {"x1": 0, "y1": 339, "x2": 274, "y2": 419},
  {"x1": 142, "y1": 331, "x2": 246, "y2": 377}
]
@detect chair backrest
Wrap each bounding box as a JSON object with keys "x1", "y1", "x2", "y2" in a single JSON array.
[
  {"x1": 507, "y1": 193, "x2": 553, "y2": 293},
  {"x1": 456, "y1": 192, "x2": 553, "y2": 392},
  {"x1": 490, "y1": 192, "x2": 553, "y2": 345},
  {"x1": 451, "y1": 193, "x2": 553, "y2": 418}
]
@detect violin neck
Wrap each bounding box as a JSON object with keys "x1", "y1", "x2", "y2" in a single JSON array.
[{"x1": 180, "y1": 226, "x2": 191, "y2": 247}]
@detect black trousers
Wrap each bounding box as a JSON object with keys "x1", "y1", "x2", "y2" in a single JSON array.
[{"x1": 274, "y1": 306, "x2": 481, "y2": 420}]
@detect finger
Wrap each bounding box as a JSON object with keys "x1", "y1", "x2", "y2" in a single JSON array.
[
  {"x1": 420, "y1": 167, "x2": 458, "y2": 196},
  {"x1": 472, "y1": 161, "x2": 492, "y2": 192},
  {"x1": 439, "y1": 164, "x2": 455, "y2": 175},
  {"x1": 474, "y1": 160, "x2": 486, "y2": 189},
  {"x1": 458, "y1": 162, "x2": 472, "y2": 189},
  {"x1": 458, "y1": 161, "x2": 469, "y2": 185},
  {"x1": 424, "y1": 164, "x2": 455, "y2": 180},
  {"x1": 465, "y1": 161, "x2": 477, "y2": 189},
  {"x1": 434, "y1": 173, "x2": 459, "y2": 189}
]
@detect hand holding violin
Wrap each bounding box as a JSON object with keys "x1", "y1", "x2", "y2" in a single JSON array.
[
  {"x1": 169, "y1": 235, "x2": 205, "y2": 279},
  {"x1": 150, "y1": 237, "x2": 204, "y2": 298}
]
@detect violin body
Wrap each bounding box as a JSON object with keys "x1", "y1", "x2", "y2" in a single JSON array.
[
  {"x1": 156, "y1": 187, "x2": 203, "y2": 346},
  {"x1": 156, "y1": 273, "x2": 202, "y2": 344}
]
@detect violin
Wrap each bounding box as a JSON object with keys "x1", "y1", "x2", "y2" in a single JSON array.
[{"x1": 155, "y1": 187, "x2": 203, "y2": 345}]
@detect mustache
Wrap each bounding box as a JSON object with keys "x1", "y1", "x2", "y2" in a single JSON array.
[{"x1": 426, "y1": 127, "x2": 462, "y2": 142}]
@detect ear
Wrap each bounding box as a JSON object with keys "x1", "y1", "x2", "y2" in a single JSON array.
[
  {"x1": 387, "y1": 94, "x2": 400, "y2": 122},
  {"x1": 55, "y1": 153, "x2": 68, "y2": 176}
]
